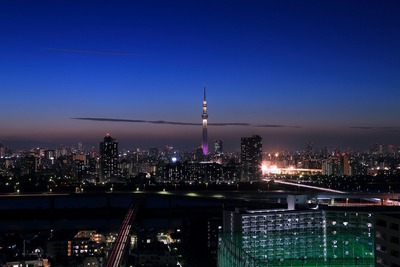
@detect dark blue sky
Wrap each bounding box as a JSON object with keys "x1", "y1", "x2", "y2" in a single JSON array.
[{"x1": 1, "y1": 0, "x2": 400, "y2": 151}]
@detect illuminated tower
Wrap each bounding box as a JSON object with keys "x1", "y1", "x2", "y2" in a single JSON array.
[
  {"x1": 240, "y1": 135, "x2": 262, "y2": 181},
  {"x1": 202, "y1": 85, "x2": 208, "y2": 155},
  {"x1": 100, "y1": 134, "x2": 119, "y2": 181}
]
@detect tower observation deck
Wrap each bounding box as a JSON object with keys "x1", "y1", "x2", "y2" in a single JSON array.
[{"x1": 202, "y1": 85, "x2": 208, "y2": 155}]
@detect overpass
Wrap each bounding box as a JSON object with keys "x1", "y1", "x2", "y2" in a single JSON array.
[{"x1": 273, "y1": 179, "x2": 400, "y2": 206}]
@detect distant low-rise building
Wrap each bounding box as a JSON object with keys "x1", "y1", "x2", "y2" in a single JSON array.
[
  {"x1": 137, "y1": 242, "x2": 177, "y2": 267},
  {"x1": 47, "y1": 230, "x2": 105, "y2": 267},
  {"x1": 2, "y1": 258, "x2": 50, "y2": 267}
]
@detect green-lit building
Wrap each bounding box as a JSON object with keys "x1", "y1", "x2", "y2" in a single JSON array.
[{"x1": 219, "y1": 207, "x2": 374, "y2": 267}]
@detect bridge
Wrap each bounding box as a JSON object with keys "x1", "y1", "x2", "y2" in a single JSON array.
[
  {"x1": 273, "y1": 179, "x2": 400, "y2": 206},
  {"x1": 105, "y1": 199, "x2": 140, "y2": 267}
]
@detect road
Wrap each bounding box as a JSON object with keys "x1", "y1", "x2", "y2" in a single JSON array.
[{"x1": 105, "y1": 200, "x2": 139, "y2": 267}]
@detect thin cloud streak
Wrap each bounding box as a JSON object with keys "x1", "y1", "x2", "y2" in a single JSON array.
[
  {"x1": 72, "y1": 117, "x2": 301, "y2": 128},
  {"x1": 351, "y1": 126, "x2": 400, "y2": 131},
  {"x1": 46, "y1": 47, "x2": 134, "y2": 55}
]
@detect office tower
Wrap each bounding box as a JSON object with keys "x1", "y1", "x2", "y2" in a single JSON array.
[
  {"x1": 78, "y1": 142, "x2": 84, "y2": 154},
  {"x1": 201, "y1": 85, "x2": 208, "y2": 155},
  {"x1": 22, "y1": 156, "x2": 38, "y2": 175},
  {"x1": 341, "y1": 153, "x2": 350, "y2": 176},
  {"x1": 214, "y1": 140, "x2": 223, "y2": 154},
  {"x1": 305, "y1": 142, "x2": 314, "y2": 158},
  {"x1": 99, "y1": 134, "x2": 119, "y2": 181},
  {"x1": 44, "y1": 150, "x2": 55, "y2": 160},
  {"x1": 240, "y1": 135, "x2": 262, "y2": 181}
]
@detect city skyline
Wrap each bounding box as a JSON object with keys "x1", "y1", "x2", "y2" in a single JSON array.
[{"x1": 1, "y1": 0, "x2": 400, "y2": 151}]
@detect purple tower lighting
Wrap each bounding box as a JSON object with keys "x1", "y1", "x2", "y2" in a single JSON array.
[{"x1": 202, "y1": 85, "x2": 208, "y2": 155}]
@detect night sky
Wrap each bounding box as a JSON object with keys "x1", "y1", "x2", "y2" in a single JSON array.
[{"x1": 1, "y1": 0, "x2": 400, "y2": 152}]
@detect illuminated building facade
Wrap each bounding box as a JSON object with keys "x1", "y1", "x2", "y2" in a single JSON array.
[
  {"x1": 219, "y1": 208, "x2": 375, "y2": 267},
  {"x1": 3, "y1": 259, "x2": 50, "y2": 267},
  {"x1": 156, "y1": 161, "x2": 223, "y2": 182},
  {"x1": 202, "y1": 85, "x2": 208, "y2": 155},
  {"x1": 100, "y1": 134, "x2": 119, "y2": 181},
  {"x1": 240, "y1": 135, "x2": 262, "y2": 181},
  {"x1": 322, "y1": 154, "x2": 351, "y2": 176},
  {"x1": 67, "y1": 231, "x2": 105, "y2": 258}
]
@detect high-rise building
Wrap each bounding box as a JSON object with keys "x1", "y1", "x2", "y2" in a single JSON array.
[
  {"x1": 219, "y1": 206, "x2": 375, "y2": 267},
  {"x1": 240, "y1": 135, "x2": 262, "y2": 181},
  {"x1": 305, "y1": 142, "x2": 314, "y2": 158},
  {"x1": 375, "y1": 213, "x2": 400, "y2": 267},
  {"x1": 99, "y1": 134, "x2": 119, "y2": 181},
  {"x1": 201, "y1": 85, "x2": 208, "y2": 155},
  {"x1": 341, "y1": 153, "x2": 350, "y2": 176},
  {"x1": 214, "y1": 140, "x2": 223, "y2": 154},
  {"x1": 44, "y1": 149, "x2": 55, "y2": 160}
]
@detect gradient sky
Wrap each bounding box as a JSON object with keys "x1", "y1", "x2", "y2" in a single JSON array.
[{"x1": 1, "y1": 0, "x2": 400, "y2": 152}]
